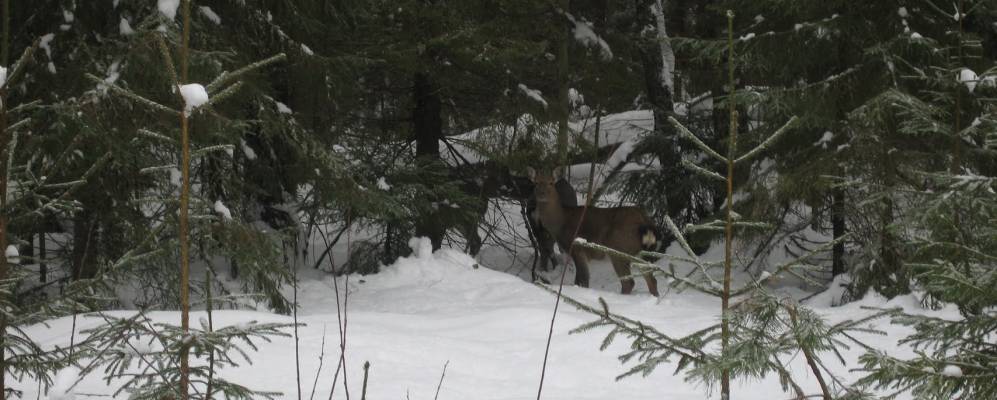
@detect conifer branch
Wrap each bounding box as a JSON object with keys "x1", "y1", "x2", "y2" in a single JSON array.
[
  {"x1": 680, "y1": 158, "x2": 725, "y2": 181},
  {"x1": 137, "y1": 128, "x2": 176, "y2": 143},
  {"x1": 536, "y1": 284, "x2": 706, "y2": 361},
  {"x1": 5, "y1": 117, "x2": 27, "y2": 133},
  {"x1": 734, "y1": 116, "x2": 799, "y2": 165},
  {"x1": 786, "y1": 304, "x2": 832, "y2": 400},
  {"x1": 1, "y1": 39, "x2": 39, "y2": 91},
  {"x1": 685, "y1": 219, "x2": 771, "y2": 232},
  {"x1": 7, "y1": 100, "x2": 41, "y2": 114},
  {"x1": 731, "y1": 235, "x2": 849, "y2": 297},
  {"x1": 206, "y1": 81, "x2": 245, "y2": 107},
  {"x1": 662, "y1": 215, "x2": 720, "y2": 289},
  {"x1": 668, "y1": 116, "x2": 727, "y2": 162},
  {"x1": 193, "y1": 144, "x2": 235, "y2": 158},
  {"x1": 85, "y1": 74, "x2": 180, "y2": 116},
  {"x1": 155, "y1": 35, "x2": 181, "y2": 92},
  {"x1": 573, "y1": 239, "x2": 721, "y2": 295},
  {"x1": 13, "y1": 151, "x2": 112, "y2": 225},
  {"x1": 206, "y1": 53, "x2": 287, "y2": 94}
]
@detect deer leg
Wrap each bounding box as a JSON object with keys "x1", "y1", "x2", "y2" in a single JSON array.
[
  {"x1": 464, "y1": 224, "x2": 482, "y2": 256},
  {"x1": 642, "y1": 266, "x2": 659, "y2": 297},
  {"x1": 571, "y1": 249, "x2": 590, "y2": 287},
  {"x1": 611, "y1": 257, "x2": 636, "y2": 295}
]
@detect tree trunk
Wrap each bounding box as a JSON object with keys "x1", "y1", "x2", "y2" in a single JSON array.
[
  {"x1": 71, "y1": 209, "x2": 99, "y2": 280},
  {"x1": 178, "y1": 2, "x2": 193, "y2": 397},
  {"x1": 412, "y1": 72, "x2": 445, "y2": 250},
  {"x1": 556, "y1": 0, "x2": 571, "y2": 169},
  {"x1": 877, "y1": 145, "x2": 907, "y2": 296},
  {"x1": 38, "y1": 232, "x2": 46, "y2": 283},
  {"x1": 831, "y1": 188, "x2": 846, "y2": 276}
]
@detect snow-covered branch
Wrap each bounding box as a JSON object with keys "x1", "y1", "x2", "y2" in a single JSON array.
[
  {"x1": 668, "y1": 116, "x2": 727, "y2": 163},
  {"x1": 734, "y1": 116, "x2": 799, "y2": 164}
]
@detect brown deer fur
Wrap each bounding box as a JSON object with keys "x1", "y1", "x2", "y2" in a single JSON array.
[{"x1": 528, "y1": 167, "x2": 659, "y2": 296}]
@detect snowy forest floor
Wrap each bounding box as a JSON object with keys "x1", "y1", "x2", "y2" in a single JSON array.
[{"x1": 20, "y1": 236, "x2": 958, "y2": 400}]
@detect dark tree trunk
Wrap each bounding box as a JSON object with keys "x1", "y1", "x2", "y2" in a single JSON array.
[
  {"x1": 38, "y1": 232, "x2": 46, "y2": 283},
  {"x1": 876, "y1": 147, "x2": 908, "y2": 296},
  {"x1": 412, "y1": 72, "x2": 445, "y2": 250},
  {"x1": 831, "y1": 188, "x2": 846, "y2": 276},
  {"x1": 23, "y1": 232, "x2": 32, "y2": 259},
  {"x1": 71, "y1": 209, "x2": 99, "y2": 280}
]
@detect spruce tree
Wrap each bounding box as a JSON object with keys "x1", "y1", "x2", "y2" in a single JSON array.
[
  {"x1": 564, "y1": 11, "x2": 878, "y2": 399},
  {"x1": 854, "y1": 1, "x2": 997, "y2": 398}
]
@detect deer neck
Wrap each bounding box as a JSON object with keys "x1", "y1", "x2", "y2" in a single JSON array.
[{"x1": 536, "y1": 199, "x2": 568, "y2": 236}]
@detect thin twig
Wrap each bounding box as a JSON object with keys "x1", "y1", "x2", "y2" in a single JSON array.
[
  {"x1": 359, "y1": 361, "x2": 370, "y2": 400},
  {"x1": 433, "y1": 360, "x2": 450, "y2": 400},
  {"x1": 294, "y1": 237, "x2": 303, "y2": 400},
  {"x1": 309, "y1": 325, "x2": 328, "y2": 400},
  {"x1": 537, "y1": 112, "x2": 602, "y2": 399}
]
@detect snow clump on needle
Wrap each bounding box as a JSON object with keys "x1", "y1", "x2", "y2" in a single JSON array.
[{"x1": 179, "y1": 84, "x2": 209, "y2": 114}]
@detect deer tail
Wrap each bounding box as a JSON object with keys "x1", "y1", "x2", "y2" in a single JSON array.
[{"x1": 638, "y1": 225, "x2": 663, "y2": 253}]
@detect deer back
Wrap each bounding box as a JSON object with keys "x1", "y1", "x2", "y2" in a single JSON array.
[{"x1": 556, "y1": 205, "x2": 650, "y2": 256}]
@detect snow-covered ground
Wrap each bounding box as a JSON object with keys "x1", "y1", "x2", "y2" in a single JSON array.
[{"x1": 20, "y1": 236, "x2": 957, "y2": 399}]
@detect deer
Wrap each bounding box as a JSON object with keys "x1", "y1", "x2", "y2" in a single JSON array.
[{"x1": 527, "y1": 167, "x2": 660, "y2": 296}]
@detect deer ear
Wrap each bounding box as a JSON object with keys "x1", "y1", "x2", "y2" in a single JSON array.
[
  {"x1": 552, "y1": 166, "x2": 564, "y2": 178},
  {"x1": 526, "y1": 167, "x2": 537, "y2": 181}
]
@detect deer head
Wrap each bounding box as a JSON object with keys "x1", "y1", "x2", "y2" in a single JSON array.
[{"x1": 526, "y1": 166, "x2": 563, "y2": 205}]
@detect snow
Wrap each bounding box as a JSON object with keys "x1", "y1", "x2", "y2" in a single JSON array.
[
  {"x1": 119, "y1": 18, "x2": 134, "y2": 35},
  {"x1": 300, "y1": 44, "x2": 314, "y2": 56},
  {"x1": 104, "y1": 61, "x2": 121, "y2": 86},
  {"x1": 941, "y1": 365, "x2": 963, "y2": 377},
  {"x1": 442, "y1": 110, "x2": 651, "y2": 166},
  {"x1": 984, "y1": 75, "x2": 997, "y2": 88},
  {"x1": 408, "y1": 236, "x2": 434, "y2": 259},
  {"x1": 814, "y1": 130, "x2": 834, "y2": 148},
  {"x1": 0, "y1": 67, "x2": 6, "y2": 88},
  {"x1": 583, "y1": 110, "x2": 653, "y2": 146},
  {"x1": 213, "y1": 200, "x2": 232, "y2": 220},
  {"x1": 63, "y1": 9, "x2": 74, "y2": 23},
  {"x1": 199, "y1": 6, "x2": 221, "y2": 24},
  {"x1": 805, "y1": 274, "x2": 852, "y2": 308},
  {"x1": 275, "y1": 101, "x2": 292, "y2": 114},
  {"x1": 568, "y1": 88, "x2": 584, "y2": 107},
  {"x1": 517, "y1": 83, "x2": 548, "y2": 109},
  {"x1": 179, "y1": 83, "x2": 209, "y2": 113},
  {"x1": 958, "y1": 68, "x2": 978, "y2": 92},
  {"x1": 39, "y1": 33, "x2": 55, "y2": 58},
  {"x1": 376, "y1": 177, "x2": 391, "y2": 191},
  {"x1": 169, "y1": 167, "x2": 182, "y2": 187},
  {"x1": 158, "y1": 0, "x2": 180, "y2": 20},
  {"x1": 570, "y1": 16, "x2": 613, "y2": 60},
  {"x1": 240, "y1": 139, "x2": 257, "y2": 160},
  {"x1": 898, "y1": 7, "x2": 909, "y2": 18},
  {"x1": 650, "y1": 0, "x2": 675, "y2": 91},
  {"x1": 49, "y1": 367, "x2": 80, "y2": 400},
  {"x1": 5, "y1": 245, "x2": 19, "y2": 264},
  {"x1": 910, "y1": 32, "x2": 923, "y2": 39},
  {"x1": 739, "y1": 32, "x2": 756, "y2": 41},
  {"x1": 14, "y1": 233, "x2": 970, "y2": 400}
]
